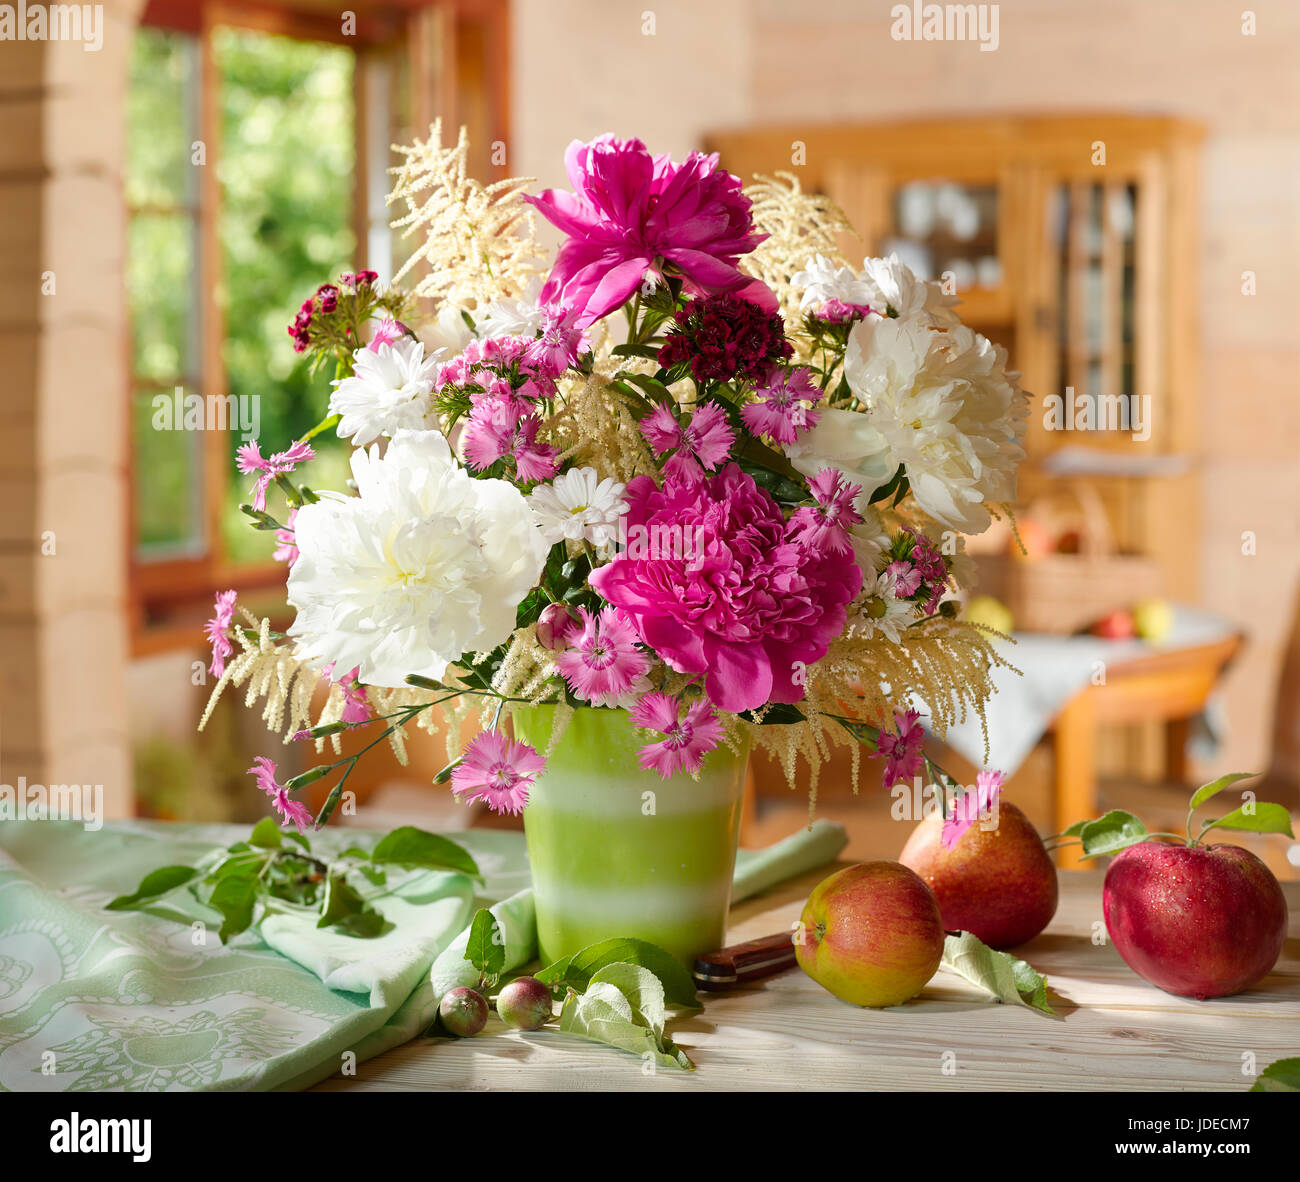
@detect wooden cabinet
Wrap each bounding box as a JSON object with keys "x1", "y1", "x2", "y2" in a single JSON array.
[{"x1": 706, "y1": 115, "x2": 1205, "y2": 599}]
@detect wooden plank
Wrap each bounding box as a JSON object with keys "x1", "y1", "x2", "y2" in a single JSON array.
[{"x1": 314, "y1": 872, "x2": 1298, "y2": 1092}]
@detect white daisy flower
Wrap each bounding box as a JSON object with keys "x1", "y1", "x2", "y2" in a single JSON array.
[
  {"x1": 851, "y1": 570, "x2": 914, "y2": 645},
  {"x1": 329, "y1": 337, "x2": 443, "y2": 447},
  {"x1": 527, "y1": 467, "x2": 628, "y2": 547}
]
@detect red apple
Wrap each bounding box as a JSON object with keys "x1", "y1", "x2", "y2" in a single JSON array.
[
  {"x1": 899, "y1": 801, "x2": 1058, "y2": 948},
  {"x1": 795, "y1": 862, "x2": 945, "y2": 1007},
  {"x1": 1090, "y1": 609, "x2": 1136, "y2": 639},
  {"x1": 1103, "y1": 841, "x2": 1288, "y2": 998}
]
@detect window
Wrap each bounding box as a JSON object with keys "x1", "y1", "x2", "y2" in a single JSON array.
[{"x1": 125, "y1": 0, "x2": 509, "y2": 648}]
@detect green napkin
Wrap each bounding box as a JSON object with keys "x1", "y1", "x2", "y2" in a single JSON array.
[{"x1": 0, "y1": 818, "x2": 845, "y2": 1092}]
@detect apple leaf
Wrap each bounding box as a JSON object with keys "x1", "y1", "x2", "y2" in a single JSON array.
[
  {"x1": 588, "y1": 962, "x2": 667, "y2": 1040},
  {"x1": 370, "y1": 827, "x2": 482, "y2": 881},
  {"x1": 1058, "y1": 819, "x2": 1090, "y2": 838},
  {"x1": 941, "y1": 931, "x2": 1056, "y2": 1016},
  {"x1": 558, "y1": 979, "x2": 694, "y2": 1071},
  {"x1": 105, "y1": 865, "x2": 201, "y2": 911},
  {"x1": 1077, "y1": 810, "x2": 1148, "y2": 859},
  {"x1": 1188, "y1": 771, "x2": 1257, "y2": 812},
  {"x1": 1251, "y1": 1057, "x2": 1300, "y2": 1092},
  {"x1": 536, "y1": 937, "x2": 699, "y2": 1010},
  {"x1": 1200, "y1": 802, "x2": 1295, "y2": 839},
  {"x1": 463, "y1": 908, "x2": 506, "y2": 979}
]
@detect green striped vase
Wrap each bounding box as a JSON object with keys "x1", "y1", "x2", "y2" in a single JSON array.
[{"x1": 512, "y1": 704, "x2": 750, "y2": 966}]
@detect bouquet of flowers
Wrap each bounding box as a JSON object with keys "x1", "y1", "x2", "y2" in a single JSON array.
[{"x1": 203, "y1": 123, "x2": 1026, "y2": 836}]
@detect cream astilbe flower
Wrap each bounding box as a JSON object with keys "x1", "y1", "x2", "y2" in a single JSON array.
[
  {"x1": 329, "y1": 337, "x2": 443, "y2": 446},
  {"x1": 859, "y1": 253, "x2": 961, "y2": 327},
  {"x1": 527, "y1": 467, "x2": 628, "y2": 546},
  {"x1": 388, "y1": 120, "x2": 545, "y2": 309},
  {"x1": 844, "y1": 316, "x2": 1028, "y2": 535},
  {"x1": 287, "y1": 430, "x2": 548, "y2": 688}
]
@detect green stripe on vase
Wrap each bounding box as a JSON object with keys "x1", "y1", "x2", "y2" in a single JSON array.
[{"x1": 512, "y1": 704, "x2": 750, "y2": 965}]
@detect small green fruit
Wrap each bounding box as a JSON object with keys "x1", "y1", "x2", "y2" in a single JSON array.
[
  {"x1": 496, "y1": 976, "x2": 553, "y2": 1031},
  {"x1": 439, "y1": 986, "x2": 488, "y2": 1036}
]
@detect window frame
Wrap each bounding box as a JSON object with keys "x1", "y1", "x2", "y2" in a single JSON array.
[{"x1": 127, "y1": 0, "x2": 510, "y2": 653}]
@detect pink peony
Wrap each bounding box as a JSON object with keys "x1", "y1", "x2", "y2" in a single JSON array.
[
  {"x1": 525, "y1": 135, "x2": 765, "y2": 328},
  {"x1": 205, "y1": 589, "x2": 238, "y2": 678},
  {"x1": 450, "y1": 730, "x2": 544, "y2": 815},
  {"x1": 589, "y1": 464, "x2": 862, "y2": 713},
  {"x1": 942, "y1": 769, "x2": 1005, "y2": 850},
  {"x1": 875, "y1": 708, "x2": 926, "y2": 791},
  {"x1": 553, "y1": 606, "x2": 651, "y2": 706},
  {"x1": 630, "y1": 691, "x2": 724, "y2": 778}
]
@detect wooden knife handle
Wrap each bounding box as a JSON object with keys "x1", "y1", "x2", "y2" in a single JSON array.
[{"x1": 692, "y1": 931, "x2": 799, "y2": 991}]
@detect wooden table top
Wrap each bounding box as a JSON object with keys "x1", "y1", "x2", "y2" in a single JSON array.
[{"x1": 314, "y1": 866, "x2": 1300, "y2": 1092}]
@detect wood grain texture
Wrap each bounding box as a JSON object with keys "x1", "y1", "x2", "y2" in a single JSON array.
[{"x1": 314, "y1": 868, "x2": 1300, "y2": 1092}]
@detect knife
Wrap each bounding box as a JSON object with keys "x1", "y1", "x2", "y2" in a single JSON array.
[{"x1": 692, "y1": 931, "x2": 799, "y2": 991}]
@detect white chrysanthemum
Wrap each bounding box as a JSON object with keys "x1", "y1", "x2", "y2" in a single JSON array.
[
  {"x1": 475, "y1": 277, "x2": 547, "y2": 339},
  {"x1": 287, "y1": 431, "x2": 548, "y2": 688},
  {"x1": 783, "y1": 406, "x2": 896, "y2": 506},
  {"x1": 527, "y1": 467, "x2": 628, "y2": 546},
  {"x1": 859, "y1": 253, "x2": 961, "y2": 327},
  {"x1": 790, "y1": 254, "x2": 873, "y2": 313},
  {"x1": 849, "y1": 506, "x2": 891, "y2": 589},
  {"x1": 850, "y1": 569, "x2": 914, "y2": 644},
  {"x1": 329, "y1": 338, "x2": 443, "y2": 446},
  {"x1": 844, "y1": 316, "x2": 1028, "y2": 534}
]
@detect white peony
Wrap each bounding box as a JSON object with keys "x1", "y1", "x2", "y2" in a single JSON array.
[
  {"x1": 859, "y1": 253, "x2": 961, "y2": 327},
  {"x1": 790, "y1": 254, "x2": 873, "y2": 313},
  {"x1": 287, "y1": 430, "x2": 548, "y2": 687},
  {"x1": 424, "y1": 302, "x2": 475, "y2": 355},
  {"x1": 527, "y1": 467, "x2": 628, "y2": 547},
  {"x1": 844, "y1": 315, "x2": 1028, "y2": 535},
  {"x1": 782, "y1": 406, "x2": 896, "y2": 509},
  {"x1": 474, "y1": 277, "x2": 548, "y2": 339},
  {"x1": 329, "y1": 337, "x2": 443, "y2": 447}
]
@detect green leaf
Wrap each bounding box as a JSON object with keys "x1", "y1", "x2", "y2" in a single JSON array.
[
  {"x1": 464, "y1": 908, "x2": 506, "y2": 979},
  {"x1": 1078, "y1": 810, "x2": 1148, "y2": 859},
  {"x1": 610, "y1": 343, "x2": 661, "y2": 361},
  {"x1": 370, "y1": 827, "x2": 481, "y2": 880},
  {"x1": 105, "y1": 865, "x2": 202, "y2": 911},
  {"x1": 618, "y1": 371, "x2": 675, "y2": 406},
  {"x1": 941, "y1": 931, "x2": 1056, "y2": 1015},
  {"x1": 735, "y1": 459, "x2": 807, "y2": 505},
  {"x1": 249, "y1": 818, "x2": 282, "y2": 850},
  {"x1": 1201, "y1": 802, "x2": 1295, "y2": 839},
  {"x1": 283, "y1": 829, "x2": 311, "y2": 852},
  {"x1": 300, "y1": 412, "x2": 342, "y2": 443},
  {"x1": 1058, "y1": 819, "x2": 1090, "y2": 838},
  {"x1": 536, "y1": 937, "x2": 698, "y2": 1009},
  {"x1": 588, "y1": 962, "x2": 667, "y2": 1039},
  {"x1": 1188, "y1": 771, "x2": 1258, "y2": 812},
  {"x1": 209, "y1": 872, "x2": 261, "y2": 943},
  {"x1": 317, "y1": 872, "x2": 390, "y2": 938},
  {"x1": 559, "y1": 982, "x2": 693, "y2": 1071},
  {"x1": 1251, "y1": 1057, "x2": 1300, "y2": 1092}
]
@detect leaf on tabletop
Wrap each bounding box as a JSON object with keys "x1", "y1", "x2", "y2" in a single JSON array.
[
  {"x1": 317, "y1": 871, "x2": 391, "y2": 938},
  {"x1": 1251, "y1": 1057, "x2": 1300, "y2": 1092},
  {"x1": 464, "y1": 908, "x2": 506, "y2": 979},
  {"x1": 536, "y1": 937, "x2": 698, "y2": 1009},
  {"x1": 1188, "y1": 771, "x2": 1258, "y2": 812},
  {"x1": 941, "y1": 931, "x2": 1056, "y2": 1016},
  {"x1": 370, "y1": 826, "x2": 481, "y2": 880},
  {"x1": 1201, "y1": 802, "x2": 1295, "y2": 839},
  {"x1": 559, "y1": 981, "x2": 693, "y2": 1071},
  {"x1": 106, "y1": 865, "x2": 202, "y2": 912},
  {"x1": 249, "y1": 818, "x2": 282, "y2": 849},
  {"x1": 1077, "y1": 810, "x2": 1148, "y2": 859},
  {"x1": 209, "y1": 872, "x2": 261, "y2": 943},
  {"x1": 588, "y1": 962, "x2": 667, "y2": 1040}
]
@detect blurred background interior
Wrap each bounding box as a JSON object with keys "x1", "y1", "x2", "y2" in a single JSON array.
[{"x1": 4, "y1": 0, "x2": 1298, "y2": 875}]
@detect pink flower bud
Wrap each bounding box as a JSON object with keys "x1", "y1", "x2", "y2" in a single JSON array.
[{"x1": 536, "y1": 603, "x2": 574, "y2": 651}]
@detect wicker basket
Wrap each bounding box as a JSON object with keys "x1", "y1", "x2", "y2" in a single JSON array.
[{"x1": 974, "y1": 482, "x2": 1162, "y2": 635}]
